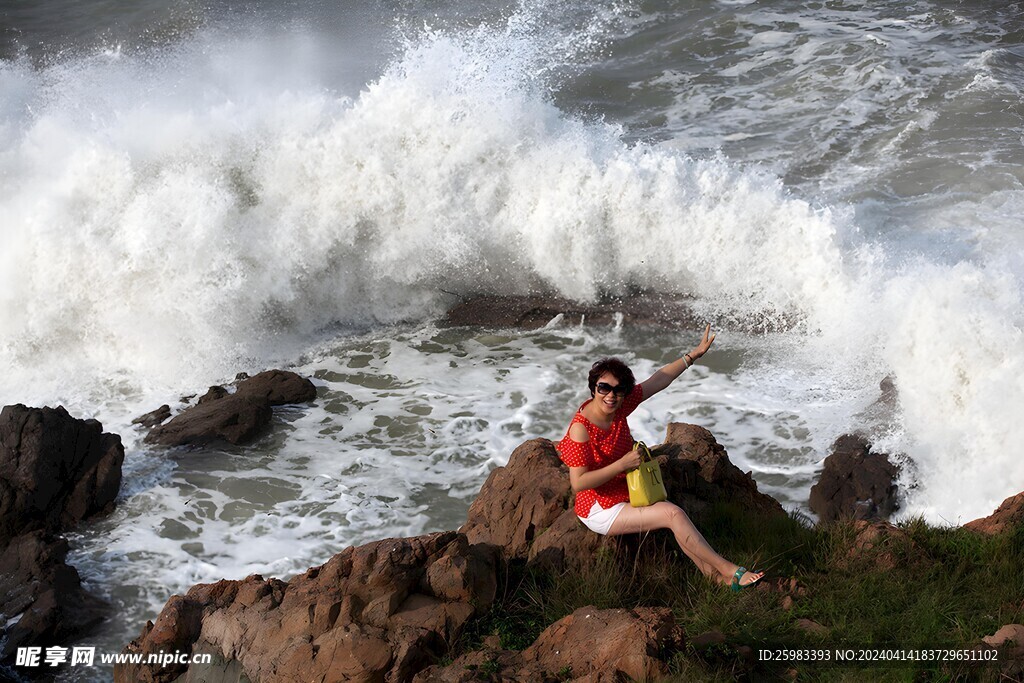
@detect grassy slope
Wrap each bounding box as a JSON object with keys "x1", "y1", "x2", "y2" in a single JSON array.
[{"x1": 450, "y1": 504, "x2": 1024, "y2": 682}]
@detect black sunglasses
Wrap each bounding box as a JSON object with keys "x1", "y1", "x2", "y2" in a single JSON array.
[{"x1": 595, "y1": 381, "x2": 629, "y2": 397}]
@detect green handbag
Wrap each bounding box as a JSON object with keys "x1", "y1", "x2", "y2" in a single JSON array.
[{"x1": 626, "y1": 441, "x2": 667, "y2": 507}]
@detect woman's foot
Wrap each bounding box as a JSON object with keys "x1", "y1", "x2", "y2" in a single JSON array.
[{"x1": 722, "y1": 566, "x2": 763, "y2": 590}]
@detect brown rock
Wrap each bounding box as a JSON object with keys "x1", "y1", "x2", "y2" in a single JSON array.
[
  {"x1": 964, "y1": 492, "x2": 1024, "y2": 536},
  {"x1": 794, "y1": 619, "x2": 829, "y2": 637},
  {"x1": 0, "y1": 404, "x2": 124, "y2": 543},
  {"x1": 116, "y1": 532, "x2": 496, "y2": 683},
  {"x1": 842, "y1": 520, "x2": 917, "y2": 572},
  {"x1": 463, "y1": 426, "x2": 784, "y2": 574},
  {"x1": 809, "y1": 434, "x2": 899, "y2": 522},
  {"x1": 460, "y1": 439, "x2": 572, "y2": 561},
  {"x1": 0, "y1": 531, "x2": 108, "y2": 660},
  {"x1": 415, "y1": 606, "x2": 683, "y2": 682},
  {"x1": 132, "y1": 404, "x2": 171, "y2": 428},
  {"x1": 144, "y1": 394, "x2": 273, "y2": 447},
  {"x1": 235, "y1": 370, "x2": 317, "y2": 406},
  {"x1": 982, "y1": 624, "x2": 1024, "y2": 654}
]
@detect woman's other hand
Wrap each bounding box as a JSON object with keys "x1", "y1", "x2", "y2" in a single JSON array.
[
  {"x1": 691, "y1": 323, "x2": 716, "y2": 360},
  {"x1": 618, "y1": 448, "x2": 642, "y2": 473}
]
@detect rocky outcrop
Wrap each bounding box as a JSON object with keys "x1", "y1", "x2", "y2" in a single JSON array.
[
  {"x1": 462, "y1": 424, "x2": 786, "y2": 573},
  {"x1": 0, "y1": 531, "x2": 107, "y2": 660},
  {"x1": 443, "y1": 294, "x2": 702, "y2": 330},
  {"x1": 233, "y1": 370, "x2": 318, "y2": 406},
  {"x1": 116, "y1": 532, "x2": 498, "y2": 683},
  {"x1": 809, "y1": 434, "x2": 899, "y2": 522},
  {"x1": 144, "y1": 370, "x2": 317, "y2": 448},
  {"x1": 414, "y1": 606, "x2": 684, "y2": 682},
  {"x1": 0, "y1": 404, "x2": 124, "y2": 542},
  {"x1": 0, "y1": 405, "x2": 124, "y2": 672},
  {"x1": 964, "y1": 492, "x2": 1024, "y2": 536},
  {"x1": 120, "y1": 423, "x2": 783, "y2": 681}
]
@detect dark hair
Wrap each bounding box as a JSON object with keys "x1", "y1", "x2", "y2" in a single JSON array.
[{"x1": 587, "y1": 358, "x2": 635, "y2": 397}]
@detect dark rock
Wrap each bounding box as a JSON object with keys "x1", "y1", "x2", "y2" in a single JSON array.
[
  {"x1": 443, "y1": 294, "x2": 702, "y2": 330},
  {"x1": 964, "y1": 492, "x2": 1024, "y2": 536},
  {"x1": 115, "y1": 532, "x2": 498, "y2": 683},
  {"x1": 0, "y1": 404, "x2": 124, "y2": 543},
  {"x1": 197, "y1": 386, "x2": 229, "y2": 405},
  {"x1": 0, "y1": 531, "x2": 107, "y2": 660},
  {"x1": 234, "y1": 370, "x2": 317, "y2": 406},
  {"x1": 808, "y1": 434, "x2": 899, "y2": 523},
  {"x1": 144, "y1": 394, "x2": 273, "y2": 447},
  {"x1": 132, "y1": 405, "x2": 171, "y2": 428}
]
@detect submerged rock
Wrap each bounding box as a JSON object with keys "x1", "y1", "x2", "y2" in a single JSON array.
[
  {"x1": 144, "y1": 370, "x2": 317, "y2": 448},
  {"x1": 145, "y1": 393, "x2": 273, "y2": 447},
  {"x1": 809, "y1": 434, "x2": 899, "y2": 523},
  {"x1": 443, "y1": 293, "x2": 701, "y2": 329}
]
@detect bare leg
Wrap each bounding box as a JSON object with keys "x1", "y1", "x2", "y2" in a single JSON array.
[{"x1": 607, "y1": 502, "x2": 762, "y2": 587}]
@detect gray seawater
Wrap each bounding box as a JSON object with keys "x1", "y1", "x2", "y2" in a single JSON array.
[{"x1": 2, "y1": 1, "x2": 1023, "y2": 680}]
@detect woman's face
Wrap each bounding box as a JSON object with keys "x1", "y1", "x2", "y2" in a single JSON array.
[{"x1": 593, "y1": 371, "x2": 626, "y2": 416}]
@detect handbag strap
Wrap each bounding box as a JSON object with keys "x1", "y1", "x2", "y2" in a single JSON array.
[{"x1": 633, "y1": 440, "x2": 653, "y2": 463}]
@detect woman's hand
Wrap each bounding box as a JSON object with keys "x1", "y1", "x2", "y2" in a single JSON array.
[
  {"x1": 690, "y1": 323, "x2": 716, "y2": 360},
  {"x1": 618, "y1": 448, "x2": 642, "y2": 473}
]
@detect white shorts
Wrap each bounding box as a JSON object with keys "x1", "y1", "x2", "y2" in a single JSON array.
[{"x1": 578, "y1": 501, "x2": 628, "y2": 535}]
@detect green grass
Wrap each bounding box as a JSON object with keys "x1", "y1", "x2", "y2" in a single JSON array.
[{"x1": 446, "y1": 506, "x2": 1024, "y2": 682}]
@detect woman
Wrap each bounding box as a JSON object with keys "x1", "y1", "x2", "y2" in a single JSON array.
[{"x1": 557, "y1": 324, "x2": 763, "y2": 590}]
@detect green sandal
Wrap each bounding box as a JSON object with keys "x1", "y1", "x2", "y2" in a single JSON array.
[{"x1": 730, "y1": 567, "x2": 761, "y2": 592}]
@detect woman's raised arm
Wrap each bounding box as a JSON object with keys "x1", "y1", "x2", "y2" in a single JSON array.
[{"x1": 639, "y1": 324, "x2": 716, "y2": 398}]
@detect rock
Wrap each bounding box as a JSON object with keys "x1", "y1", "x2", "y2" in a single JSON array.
[
  {"x1": 0, "y1": 404, "x2": 124, "y2": 543},
  {"x1": 234, "y1": 370, "x2": 317, "y2": 406},
  {"x1": 132, "y1": 405, "x2": 171, "y2": 428},
  {"x1": 462, "y1": 426, "x2": 785, "y2": 574},
  {"x1": 794, "y1": 619, "x2": 829, "y2": 637},
  {"x1": 809, "y1": 434, "x2": 899, "y2": 522},
  {"x1": 144, "y1": 394, "x2": 273, "y2": 447},
  {"x1": 841, "y1": 520, "x2": 918, "y2": 572},
  {"x1": 197, "y1": 386, "x2": 229, "y2": 406},
  {"x1": 443, "y1": 294, "x2": 701, "y2": 330},
  {"x1": 964, "y1": 492, "x2": 1024, "y2": 536},
  {"x1": 415, "y1": 606, "x2": 683, "y2": 682},
  {"x1": 982, "y1": 624, "x2": 1024, "y2": 657},
  {"x1": 0, "y1": 531, "x2": 108, "y2": 660},
  {"x1": 116, "y1": 532, "x2": 497, "y2": 683}
]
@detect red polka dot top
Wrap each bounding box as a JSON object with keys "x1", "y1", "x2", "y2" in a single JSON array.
[{"x1": 556, "y1": 385, "x2": 645, "y2": 518}]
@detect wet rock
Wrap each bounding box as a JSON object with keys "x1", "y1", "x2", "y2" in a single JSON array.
[
  {"x1": 0, "y1": 531, "x2": 107, "y2": 660},
  {"x1": 415, "y1": 606, "x2": 683, "y2": 682},
  {"x1": 144, "y1": 394, "x2": 273, "y2": 447},
  {"x1": 809, "y1": 434, "x2": 899, "y2": 522},
  {"x1": 964, "y1": 492, "x2": 1024, "y2": 536},
  {"x1": 0, "y1": 404, "x2": 124, "y2": 542},
  {"x1": 443, "y1": 294, "x2": 701, "y2": 329},
  {"x1": 197, "y1": 386, "x2": 229, "y2": 406},
  {"x1": 116, "y1": 532, "x2": 498, "y2": 683},
  {"x1": 132, "y1": 405, "x2": 171, "y2": 428},
  {"x1": 234, "y1": 370, "x2": 317, "y2": 406}
]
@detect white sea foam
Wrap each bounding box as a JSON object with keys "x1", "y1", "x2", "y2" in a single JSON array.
[{"x1": 2, "y1": 1, "x2": 1022, "y2": 538}]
